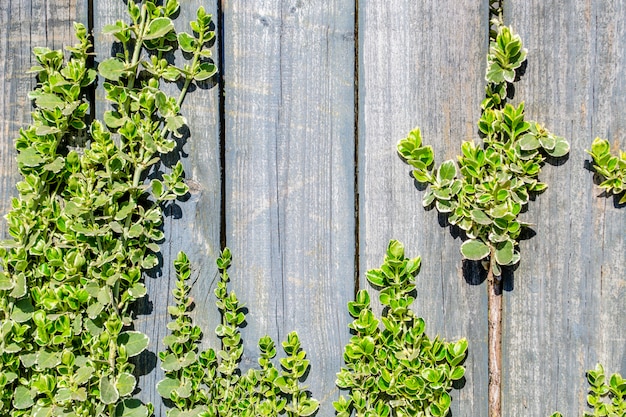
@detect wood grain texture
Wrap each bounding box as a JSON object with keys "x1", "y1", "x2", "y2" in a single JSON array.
[
  {"x1": 92, "y1": 1, "x2": 221, "y2": 413},
  {"x1": 0, "y1": 0, "x2": 86, "y2": 239},
  {"x1": 222, "y1": 1, "x2": 356, "y2": 414},
  {"x1": 1, "y1": 1, "x2": 625, "y2": 416},
  {"x1": 504, "y1": 2, "x2": 626, "y2": 417},
  {"x1": 358, "y1": 1, "x2": 490, "y2": 416}
]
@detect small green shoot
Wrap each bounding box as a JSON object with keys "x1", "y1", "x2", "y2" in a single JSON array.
[
  {"x1": 157, "y1": 249, "x2": 319, "y2": 417},
  {"x1": 334, "y1": 240, "x2": 467, "y2": 417}
]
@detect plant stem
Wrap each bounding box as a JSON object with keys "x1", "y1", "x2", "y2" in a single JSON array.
[{"x1": 487, "y1": 247, "x2": 502, "y2": 417}]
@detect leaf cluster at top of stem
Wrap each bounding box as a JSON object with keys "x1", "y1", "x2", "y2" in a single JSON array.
[
  {"x1": 587, "y1": 138, "x2": 626, "y2": 204},
  {"x1": 396, "y1": 22, "x2": 570, "y2": 276},
  {"x1": 334, "y1": 240, "x2": 468, "y2": 417},
  {"x1": 157, "y1": 250, "x2": 319, "y2": 417}
]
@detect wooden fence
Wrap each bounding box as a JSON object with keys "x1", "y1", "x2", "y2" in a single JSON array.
[{"x1": 1, "y1": 1, "x2": 624, "y2": 416}]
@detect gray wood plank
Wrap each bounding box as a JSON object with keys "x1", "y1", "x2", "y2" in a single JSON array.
[
  {"x1": 0, "y1": 0, "x2": 87, "y2": 239},
  {"x1": 358, "y1": 1, "x2": 490, "y2": 416},
  {"x1": 504, "y1": 2, "x2": 626, "y2": 417},
  {"x1": 92, "y1": 1, "x2": 221, "y2": 413},
  {"x1": 222, "y1": 1, "x2": 356, "y2": 415}
]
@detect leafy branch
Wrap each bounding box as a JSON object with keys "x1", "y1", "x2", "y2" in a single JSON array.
[
  {"x1": 397, "y1": 20, "x2": 569, "y2": 417},
  {"x1": 157, "y1": 250, "x2": 319, "y2": 417},
  {"x1": 0, "y1": 1, "x2": 216, "y2": 415},
  {"x1": 334, "y1": 240, "x2": 467, "y2": 417},
  {"x1": 587, "y1": 138, "x2": 626, "y2": 204}
]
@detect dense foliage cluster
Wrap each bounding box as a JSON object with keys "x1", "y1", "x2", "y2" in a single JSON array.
[
  {"x1": 158, "y1": 250, "x2": 319, "y2": 417},
  {"x1": 397, "y1": 23, "x2": 569, "y2": 275},
  {"x1": 334, "y1": 240, "x2": 467, "y2": 417},
  {"x1": 0, "y1": 1, "x2": 215, "y2": 415}
]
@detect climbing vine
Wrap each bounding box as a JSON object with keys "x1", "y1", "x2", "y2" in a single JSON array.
[
  {"x1": 157, "y1": 250, "x2": 319, "y2": 417},
  {"x1": 396, "y1": 16, "x2": 569, "y2": 417},
  {"x1": 0, "y1": 1, "x2": 215, "y2": 415}
]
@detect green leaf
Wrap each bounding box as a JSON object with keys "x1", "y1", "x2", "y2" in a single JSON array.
[
  {"x1": 470, "y1": 209, "x2": 492, "y2": 225},
  {"x1": 35, "y1": 93, "x2": 65, "y2": 110},
  {"x1": 12, "y1": 298, "x2": 34, "y2": 322},
  {"x1": 538, "y1": 134, "x2": 556, "y2": 151},
  {"x1": 13, "y1": 385, "x2": 34, "y2": 410},
  {"x1": 387, "y1": 239, "x2": 405, "y2": 260},
  {"x1": 590, "y1": 137, "x2": 610, "y2": 157},
  {"x1": 44, "y1": 157, "x2": 64, "y2": 173},
  {"x1": 519, "y1": 134, "x2": 540, "y2": 150},
  {"x1": 546, "y1": 137, "x2": 570, "y2": 158},
  {"x1": 102, "y1": 21, "x2": 125, "y2": 35},
  {"x1": 494, "y1": 240, "x2": 514, "y2": 266},
  {"x1": 115, "y1": 399, "x2": 150, "y2": 417},
  {"x1": 9, "y1": 272, "x2": 27, "y2": 298},
  {"x1": 99, "y1": 58, "x2": 127, "y2": 81},
  {"x1": 437, "y1": 160, "x2": 457, "y2": 182},
  {"x1": 144, "y1": 17, "x2": 174, "y2": 40},
  {"x1": 37, "y1": 350, "x2": 62, "y2": 369},
  {"x1": 156, "y1": 376, "x2": 180, "y2": 399},
  {"x1": 194, "y1": 62, "x2": 217, "y2": 81},
  {"x1": 450, "y1": 366, "x2": 465, "y2": 380},
  {"x1": 299, "y1": 399, "x2": 319, "y2": 416},
  {"x1": 177, "y1": 32, "x2": 196, "y2": 53},
  {"x1": 99, "y1": 376, "x2": 119, "y2": 404},
  {"x1": 117, "y1": 331, "x2": 149, "y2": 357},
  {"x1": 460, "y1": 240, "x2": 491, "y2": 261},
  {"x1": 0, "y1": 272, "x2": 14, "y2": 291},
  {"x1": 160, "y1": 353, "x2": 181, "y2": 372},
  {"x1": 104, "y1": 111, "x2": 126, "y2": 129},
  {"x1": 116, "y1": 373, "x2": 137, "y2": 397},
  {"x1": 75, "y1": 366, "x2": 95, "y2": 385},
  {"x1": 16, "y1": 148, "x2": 45, "y2": 167},
  {"x1": 366, "y1": 269, "x2": 385, "y2": 287}
]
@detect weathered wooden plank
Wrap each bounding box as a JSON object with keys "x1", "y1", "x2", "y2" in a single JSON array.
[
  {"x1": 92, "y1": 1, "x2": 221, "y2": 413},
  {"x1": 504, "y1": 2, "x2": 626, "y2": 417},
  {"x1": 0, "y1": 0, "x2": 87, "y2": 239},
  {"x1": 358, "y1": 1, "x2": 489, "y2": 416},
  {"x1": 223, "y1": 1, "x2": 356, "y2": 414}
]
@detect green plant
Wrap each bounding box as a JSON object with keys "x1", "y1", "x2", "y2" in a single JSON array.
[
  {"x1": 334, "y1": 240, "x2": 467, "y2": 417},
  {"x1": 0, "y1": 1, "x2": 215, "y2": 415},
  {"x1": 397, "y1": 19, "x2": 569, "y2": 417},
  {"x1": 587, "y1": 138, "x2": 626, "y2": 204},
  {"x1": 157, "y1": 249, "x2": 319, "y2": 417},
  {"x1": 550, "y1": 364, "x2": 626, "y2": 417}
]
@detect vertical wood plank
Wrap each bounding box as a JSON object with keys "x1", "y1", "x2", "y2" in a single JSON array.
[
  {"x1": 223, "y1": 1, "x2": 355, "y2": 414},
  {"x1": 92, "y1": 1, "x2": 221, "y2": 413},
  {"x1": 359, "y1": 1, "x2": 489, "y2": 416},
  {"x1": 0, "y1": 0, "x2": 86, "y2": 239},
  {"x1": 505, "y1": 1, "x2": 626, "y2": 416}
]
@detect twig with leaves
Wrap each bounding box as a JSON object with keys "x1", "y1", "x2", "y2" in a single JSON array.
[
  {"x1": 158, "y1": 249, "x2": 319, "y2": 417},
  {"x1": 397, "y1": 19, "x2": 569, "y2": 417}
]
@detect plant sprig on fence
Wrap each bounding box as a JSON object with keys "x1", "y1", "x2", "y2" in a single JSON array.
[
  {"x1": 157, "y1": 250, "x2": 319, "y2": 417},
  {"x1": 550, "y1": 364, "x2": 626, "y2": 417},
  {"x1": 396, "y1": 19, "x2": 569, "y2": 417},
  {"x1": 334, "y1": 240, "x2": 467, "y2": 417},
  {"x1": 398, "y1": 23, "x2": 569, "y2": 276},
  {"x1": 587, "y1": 138, "x2": 626, "y2": 204},
  {"x1": 0, "y1": 1, "x2": 216, "y2": 415}
]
